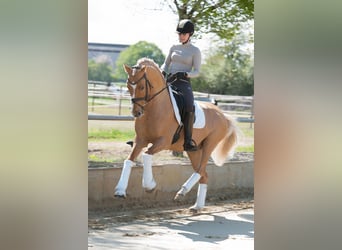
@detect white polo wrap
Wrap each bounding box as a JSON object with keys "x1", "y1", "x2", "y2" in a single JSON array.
[
  {"x1": 114, "y1": 159, "x2": 134, "y2": 196},
  {"x1": 191, "y1": 183, "x2": 208, "y2": 209},
  {"x1": 142, "y1": 153, "x2": 156, "y2": 190},
  {"x1": 182, "y1": 172, "x2": 201, "y2": 194}
]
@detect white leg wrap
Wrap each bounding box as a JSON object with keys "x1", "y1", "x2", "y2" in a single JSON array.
[
  {"x1": 178, "y1": 172, "x2": 201, "y2": 195},
  {"x1": 190, "y1": 184, "x2": 208, "y2": 210},
  {"x1": 114, "y1": 159, "x2": 134, "y2": 197},
  {"x1": 142, "y1": 153, "x2": 156, "y2": 190}
]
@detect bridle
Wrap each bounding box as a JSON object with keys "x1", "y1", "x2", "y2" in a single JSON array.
[{"x1": 127, "y1": 66, "x2": 169, "y2": 110}]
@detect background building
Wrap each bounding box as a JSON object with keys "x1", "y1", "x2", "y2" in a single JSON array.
[{"x1": 88, "y1": 43, "x2": 129, "y2": 70}]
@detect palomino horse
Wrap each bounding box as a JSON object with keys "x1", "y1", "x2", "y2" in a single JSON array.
[{"x1": 114, "y1": 58, "x2": 239, "y2": 211}]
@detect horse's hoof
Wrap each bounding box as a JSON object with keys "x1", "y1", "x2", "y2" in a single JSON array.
[
  {"x1": 114, "y1": 194, "x2": 126, "y2": 199},
  {"x1": 114, "y1": 190, "x2": 126, "y2": 198},
  {"x1": 126, "y1": 140, "x2": 134, "y2": 147},
  {"x1": 174, "y1": 193, "x2": 184, "y2": 201},
  {"x1": 142, "y1": 180, "x2": 156, "y2": 192},
  {"x1": 189, "y1": 205, "x2": 202, "y2": 213},
  {"x1": 144, "y1": 187, "x2": 156, "y2": 193},
  {"x1": 174, "y1": 187, "x2": 187, "y2": 201}
]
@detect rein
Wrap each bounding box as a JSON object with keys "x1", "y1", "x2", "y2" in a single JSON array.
[{"x1": 127, "y1": 67, "x2": 169, "y2": 110}]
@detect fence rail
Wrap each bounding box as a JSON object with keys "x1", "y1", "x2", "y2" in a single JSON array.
[
  {"x1": 88, "y1": 114, "x2": 134, "y2": 121},
  {"x1": 88, "y1": 80, "x2": 254, "y2": 124},
  {"x1": 88, "y1": 114, "x2": 253, "y2": 123}
]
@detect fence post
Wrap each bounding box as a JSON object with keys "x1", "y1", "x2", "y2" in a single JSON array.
[
  {"x1": 91, "y1": 82, "x2": 96, "y2": 112},
  {"x1": 250, "y1": 96, "x2": 254, "y2": 129},
  {"x1": 118, "y1": 86, "x2": 123, "y2": 115}
]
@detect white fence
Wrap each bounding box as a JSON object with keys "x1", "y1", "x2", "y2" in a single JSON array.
[{"x1": 88, "y1": 81, "x2": 254, "y2": 123}]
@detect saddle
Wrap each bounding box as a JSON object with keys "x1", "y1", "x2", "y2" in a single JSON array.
[
  {"x1": 168, "y1": 84, "x2": 206, "y2": 144},
  {"x1": 168, "y1": 85, "x2": 185, "y2": 144},
  {"x1": 169, "y1": 84, "x2": 187, "y2": 122}
]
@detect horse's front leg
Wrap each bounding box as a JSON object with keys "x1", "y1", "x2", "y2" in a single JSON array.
[
  {"x1": 141, "y1": 137, "x2": 168, "y2": 192},
  {"x1": 141, "y1": 152, "x2": 156, "y2": 192},
  {"x1": 114, "y1": 142, "x2": 145, "y2": 198}
]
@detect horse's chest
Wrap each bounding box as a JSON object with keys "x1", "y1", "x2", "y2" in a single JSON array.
[
  {"x1": 135, "y1": 123, "x2": 174, "y2": 140},
  {"x1": 136, "y1": 126, "x2": 161, "y2": 136}
]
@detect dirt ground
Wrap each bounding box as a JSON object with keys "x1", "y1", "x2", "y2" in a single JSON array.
[
  {"x1": 88, "y1": 120, "x2": 254, "y2": 249},
  {"x1": 88, "y1": 141, "x2": 254, "y2": 168},
  {"x1": 88, "y1": 120, "x2": 254, "y2": 167},
  {"x1": 88, "y1": 199, "x2": 254, "y2": 250}
]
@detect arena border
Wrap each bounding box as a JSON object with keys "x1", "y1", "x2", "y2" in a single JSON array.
[{"x1": 89, "y1": 161, "x2": 254, "y2": 210}]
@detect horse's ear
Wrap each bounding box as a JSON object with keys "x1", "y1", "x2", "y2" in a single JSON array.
[{"x1": 123, "y1": 64, "x2": 132, "y2": 75}]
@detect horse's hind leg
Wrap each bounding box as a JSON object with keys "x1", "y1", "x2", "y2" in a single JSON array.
[
  {"x1": 189, "y1": 137, "x2": 221, "y2": 211},
  {"x1": 190, "y1": 183, "x2": 208, "y2": 212},
  {"x1": 174, "y1": 149, "x2": 203, "y2": 200}
]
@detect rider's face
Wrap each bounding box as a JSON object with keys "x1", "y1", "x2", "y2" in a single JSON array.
[{"x1": 178, "y1": 33, "x2": 190, "y2": 43}]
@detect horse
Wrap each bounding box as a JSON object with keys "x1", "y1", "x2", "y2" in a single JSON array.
[{"x1": 114, "y1": 57, "x2": 240, "y2": 211}]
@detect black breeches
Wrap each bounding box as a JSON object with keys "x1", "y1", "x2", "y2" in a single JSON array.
[{"x1": 171, "y1": 80, "x2": 194, "y2": 112}]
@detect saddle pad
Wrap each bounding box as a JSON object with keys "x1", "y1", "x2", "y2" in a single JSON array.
[{"x1": 168, "y1": 86, "x2": 205, "y2": 129}]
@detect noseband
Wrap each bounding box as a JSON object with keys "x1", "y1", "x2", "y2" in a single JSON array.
[{"x1": 127, "y1": 66, "x2": 168, "y2": 110}]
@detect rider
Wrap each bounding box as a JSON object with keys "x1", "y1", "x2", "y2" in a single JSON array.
[{"x1": 161, "y1": 19, "x2": 201, "y2": 152}]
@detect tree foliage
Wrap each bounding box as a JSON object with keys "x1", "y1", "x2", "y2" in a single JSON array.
[
  {"x1": 192, "y1": 37, "x2": 254, "y2": 96},
  {"x1": 164, "y1": 0, "x2": 254, "y2": 96},
  {"x1": 166, "y1": 0, "x2": 254, "y2": 40},
  {"x1": 114, "y1": 41, "x2": 165, "y2": 80},
  {"x1": 88, "y1": 60, "x2": 114, "y2": 83}
]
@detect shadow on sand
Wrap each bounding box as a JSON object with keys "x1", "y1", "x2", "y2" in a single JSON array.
[{"x1": 158, "y1": 212, "x2": 254, "y2": 243}]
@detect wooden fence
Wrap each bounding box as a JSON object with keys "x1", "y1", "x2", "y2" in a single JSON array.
[{"x1": 88, "y1": 81, "x2": 254, "y2": 124}]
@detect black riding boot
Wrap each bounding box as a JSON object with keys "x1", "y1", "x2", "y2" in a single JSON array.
[{"x1": 183, "y1": 111, "x2": 198, "y2": 151}]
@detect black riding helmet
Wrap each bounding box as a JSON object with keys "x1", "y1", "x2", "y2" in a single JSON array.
[{"x1": 176, "y1": 19, "x2": 194, "y2": 36}]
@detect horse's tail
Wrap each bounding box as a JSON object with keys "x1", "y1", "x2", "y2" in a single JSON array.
[{"x1": 210, "y1": 115, "x2": 241, "y2": 166}]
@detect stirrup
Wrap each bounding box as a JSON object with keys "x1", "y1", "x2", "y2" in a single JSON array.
[{"x1": 184, "y1": 140, "x2": 198, "y2": 151}]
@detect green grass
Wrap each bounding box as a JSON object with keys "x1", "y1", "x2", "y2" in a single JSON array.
[
  {"x1": 240, "y1": 127, "x2": 254, "y2": 137},
  {"x1": 237, "y1": 124, "x2": 254, "y2": 152},
  {"x1": 88, "y1": 126, "x2": 254, "y2": 153},
  {"x1": 236, "y1": 144, "x2": 254, "y2": 153},
  {"x1": 88, "y1": 154, "x2": 127, "y2": 163},
  {"x1": 88, "y1": 129, "x2": 135, "y2": 141},
  {"x1": 88, "y1": 155, "x2": 104, "y2": 161}
]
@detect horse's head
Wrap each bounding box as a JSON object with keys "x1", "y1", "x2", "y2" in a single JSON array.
[{"x1": 123, "y1": 58, "x2": 166, "y2": 118}]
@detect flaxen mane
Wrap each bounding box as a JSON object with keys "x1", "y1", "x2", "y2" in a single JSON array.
[{"x1": 137, "y1": 57, "x2": 160, "y2": 69}]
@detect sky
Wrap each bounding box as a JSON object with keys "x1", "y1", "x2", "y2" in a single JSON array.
[{"x1": 88, "y1": 0, "x2": 213, "y2": 55}]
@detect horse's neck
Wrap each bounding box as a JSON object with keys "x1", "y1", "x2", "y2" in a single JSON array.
[
  {"x1": 152, "y1": 88, "x2": 174, "y2": 115},
  {"x1": 137, "y1": 88, "x2": 174, "y2": 125}
]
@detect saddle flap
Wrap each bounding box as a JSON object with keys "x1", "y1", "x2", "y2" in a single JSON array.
[{"x1": 168, "y1": 86, "x2": 205, "y2": 129}]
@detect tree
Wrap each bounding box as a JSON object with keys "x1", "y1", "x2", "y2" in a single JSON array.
[
  {"x1": 162, "y1": 0, "x2": 254, "y2": 95},
  {"x1": 192, "y1": 36, "x2": 254, "y2": 96},
  {"x1": 166, "y1": 0, "x2": 254, "y2": 40},
  {"x1": 88, "y1": 60, "x2": 115, "y2": 83},
  {"x1": 114, "y1": 41, "x2": 165, "y2": 80}
]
